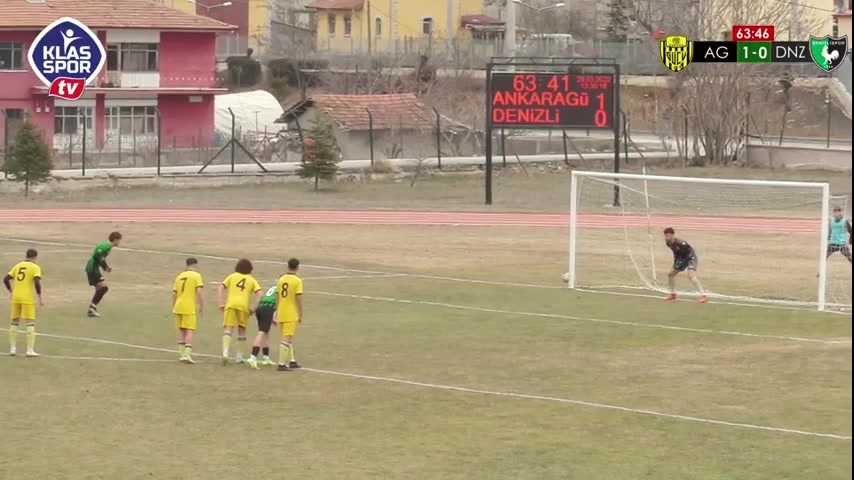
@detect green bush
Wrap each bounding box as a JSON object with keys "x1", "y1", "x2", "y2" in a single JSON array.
[{"x1": 225, "y1": 56, "x2": 262, "y2": 87}]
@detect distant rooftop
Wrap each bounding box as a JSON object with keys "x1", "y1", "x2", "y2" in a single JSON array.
[{"x1": 0, "y1": 0, "x2": 235, "y2": 30}]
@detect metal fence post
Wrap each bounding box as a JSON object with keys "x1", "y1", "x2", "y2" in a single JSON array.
[
  {"x1": 1, "y1": 109, "x2": 8, "y2": 179},
  {"x1": 230, "y1": 108, "x2": 236, "y2": 173},
  {"x1": 432, "y1": 107, "x2": 441, "y2": 169},
  {"x1": 500, "y1": 129, "x2": 506, "y2": 168},
  {"x1": 825, "y1": 89, "x2": 832, "y2": 148},
  {"x1": 81, "y1": 115, "x2": 87, "y2": 176},
  {"x1": 366, "y1": 107, "x2": 374, "y2": 166},
  {"x1": 156, "y1": 108, "x2": 162, "y2": 175}
]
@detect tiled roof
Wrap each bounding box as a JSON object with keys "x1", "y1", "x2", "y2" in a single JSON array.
[
  {"x1": 305, "y1": 0, "x2": 364, "y2": 10},
  {"x1": 0, "y1": 0, "x2": 235, "y2": 31},
  {"x1": 310, "y1": 94, "x2": 435, "y2": 131},
  {"x1": 460, "y1": 14, "x2": 504, "y2": 26}
]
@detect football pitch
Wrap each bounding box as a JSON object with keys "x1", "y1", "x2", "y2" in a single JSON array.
[{"x1": 0, "y1": 208, "x2": 851, "y2": 479}]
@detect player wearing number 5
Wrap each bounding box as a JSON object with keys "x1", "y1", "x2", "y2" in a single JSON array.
[
  {"x1": 275, "y1": 258, "x2": 304, "y2": 372},
  {"x1": 172, "y1": 258, "x2": 204, "y2": 364},
  {"x1": 218, "y1": 259, "x2": 262, "y2": 365},
  {"x1": 3, "y1": 249, "x2": 43, "y2": 357}
]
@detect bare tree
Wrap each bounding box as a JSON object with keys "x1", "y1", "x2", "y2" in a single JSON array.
[{"x1": 649, "y1": 0, "x2": 821, "y2": 165}]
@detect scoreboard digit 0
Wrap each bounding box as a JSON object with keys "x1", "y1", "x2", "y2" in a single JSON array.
[{"x1": 489, "y1": 73, "x2": 616, "y2": 129}]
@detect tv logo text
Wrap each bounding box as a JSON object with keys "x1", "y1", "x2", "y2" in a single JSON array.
[{"x1": 27, "y1": 17, "x2": 106, "y2": 101}]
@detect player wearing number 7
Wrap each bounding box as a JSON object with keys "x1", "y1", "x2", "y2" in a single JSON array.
[
  {"x1": 172, "y1": 258, "x2": 204, "y2": 364},
  {"x1": 3, "y1": 249, "x2": 44, "y2": 357},
  {"x1": 218, "y1": 259, "x2": 262, "y2": 365},
  {"x1": 275, "y1": 258, "x2": 304, "y2": 372}
]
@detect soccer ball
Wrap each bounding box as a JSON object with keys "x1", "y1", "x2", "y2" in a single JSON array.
[{"x1": 562, "y1": 272, "x2": 570, "y2": 283}]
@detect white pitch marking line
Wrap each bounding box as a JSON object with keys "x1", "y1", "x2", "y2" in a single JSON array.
[
  {"x1": 313, "y1": 291, "x2": 852, "y2": 345},
  {"x1": 1, "y1": 236, "x2": 850, "y2": 343},
  {"x1": 15, "y1": 329, "x2": 853, "y2": 441},
  {"x1": 1, "y1": 236, "x2": 847, "y2": 311},
  {"x1": 1, "y1": 352, "x2": 173, "y2": 362}
]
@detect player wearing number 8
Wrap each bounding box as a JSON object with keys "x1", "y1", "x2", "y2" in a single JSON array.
[
  {"x1": 275, "y1": 258, "x2": 304, "y2": 372},
  {"x1": 218, "y1": 259, "x2": 262, "y2": 365},
  {"x1": 4, "y1": 249, "x2": 43, "y2": 357},
  {"x1": 171, "y1": 258, "x2": 204, "y2": 364}
]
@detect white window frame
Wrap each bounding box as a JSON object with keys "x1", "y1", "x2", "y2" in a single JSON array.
[
  {"x1": 105, "y1": 105, "x2": 158, "y2": 136},
  {"x1": 375, "y1": 17, "x2": 382, "y2": 37},
  {"x1": 343, "y1": 15, "x2": 352, "y2": 37},
  {"x1": 107, "y1": 43, "x2": 159, "y2": 72},
  {"x1": 0, "y1": 41, "x2": 25, "y2": 71},
  {"x1": 54, "y1": 106, "x2": 94, "y2": 135},
  {"x1": 327, "y1": 14, "x2": 336, "y2": 36},
  {"x1": 421, "y1": 17, "x2": 434, "y2": 35}
]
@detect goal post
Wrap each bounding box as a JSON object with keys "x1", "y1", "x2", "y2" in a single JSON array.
[{"x1": 568, "y1": 170, "x2": 844, "y2": 311}]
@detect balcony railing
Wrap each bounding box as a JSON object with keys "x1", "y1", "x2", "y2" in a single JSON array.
[{"x1": 103, "y1": 71, "x2": 160, "y2": 88}]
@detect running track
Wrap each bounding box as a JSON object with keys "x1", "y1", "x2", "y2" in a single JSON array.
[{"x1": 0, "y1": 209, "x2": 820, "y2": 233}]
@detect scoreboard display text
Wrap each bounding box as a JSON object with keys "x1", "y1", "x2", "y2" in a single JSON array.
[
  {"x1": 489, "y1": 73, "x2": 615, "y2": 129},
  {"x1": 690, "y1": 40, "x2": 811, "y2": 63}
]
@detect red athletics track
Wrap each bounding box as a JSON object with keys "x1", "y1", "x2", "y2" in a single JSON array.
[{"x1": 0, "y1": 209, "x2": 820, "y2": 234}]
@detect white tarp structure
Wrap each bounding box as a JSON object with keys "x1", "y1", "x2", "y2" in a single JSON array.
[{"x1": 214, "y1": 90, "x2": 286, "y2": 140}]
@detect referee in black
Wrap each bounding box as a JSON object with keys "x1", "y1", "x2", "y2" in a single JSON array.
[{"x1": 247, "y1": 285, "x2": 277, "y2": 369}]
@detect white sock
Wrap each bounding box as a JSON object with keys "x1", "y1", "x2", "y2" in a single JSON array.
[
  {"x1": 691, "y1": 277, "x2": 705, "y2": 294},
  {"x1": 668, "y1": 276, "x2": 676, "y2": 293}
]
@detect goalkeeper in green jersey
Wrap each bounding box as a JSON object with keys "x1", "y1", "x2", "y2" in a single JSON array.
[
  {"x1": 247, "y1": 285, "x2": 278, "y2": 369},
  {"x1": 84, "y1": 232, "x2": 122, "y2": 317}
]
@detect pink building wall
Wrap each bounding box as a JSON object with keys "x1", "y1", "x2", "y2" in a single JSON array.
[
  {"x1": 1, "y1": 29, "x2": 219, "y2": 149},
  {"x1": 160, "y1": 32, "x2": 218, "y2": 88},
  {"x1": 158, "y1": 95, "x2": 215, "y2": 148}
]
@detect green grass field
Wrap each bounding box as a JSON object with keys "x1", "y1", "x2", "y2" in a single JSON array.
[{"x1": 0, "y1": 219, "x2": 851, "y2": 480}]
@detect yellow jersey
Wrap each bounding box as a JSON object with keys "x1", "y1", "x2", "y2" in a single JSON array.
[
  {"x1": 172, "y1": 270, "x2": 204, "y2": 315},
  {"x1": 7, "y1": 261, "x2": 41, "y2": 305},
  {"x1": 275, "y1": 273, "x2": 303, "y2": 323},
  {"x1": 221, "y1": 272, "x2": 261, "y2": 312}
]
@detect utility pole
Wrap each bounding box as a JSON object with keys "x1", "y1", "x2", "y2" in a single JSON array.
[
  {"x1": 505, "y1": 0, "x2": 517, "y2": 57},
  {"x1": 446, "y1": 0, "x2": 455, "y2": 61},
  {"x1": 789, "y1": 0, "x2": 799, "y2": 40},
  {"x1": 367, "y1": 0, "x2": 373, "y2": 92}
]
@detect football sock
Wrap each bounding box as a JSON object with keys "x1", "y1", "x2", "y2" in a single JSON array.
[
  {"x1": 178, "y1": 341, "x2": 186, "y2": 356},
  {"x1": 279, "y1": 342, "x2": 290, "y2": 365},
  {"x1": 184, "y1": 345, "x2": 193, "y2": 357},
  {"x1": 289, "y1": 344, "x2": 296, "y2": 362},
  {"x1": 222, "y1": 333, "x2": 232, "y2": 356},
  {"x1": 691, "y1": 277, "x2": 705, "y2": 294},
  {"x1": 668, "y1": 276, "x2": 676, "y2": 293},
  {"x1": 91, "y1": 286, "x2": 109, "y2": 306},
  {"x1": 262, "y1": 347, "x2": 270, "y2": 356},
  {"x1": 236, "y1": 336, "x2": 246, "y2": 357},
  {"x1": 251, "y1": 346, "x2": 261, "y2": 357},
  {"x1": 9, "y1": 324, "x2": 18, "y2": 349},
  {"x1": 26, "y1": 324, "x2": 35, "y2": 351}
]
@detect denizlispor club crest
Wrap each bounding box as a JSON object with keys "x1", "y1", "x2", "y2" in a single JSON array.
[
  {"x1": 808, "y1": 35, "x2": 848, "y2": 72},
  {"x1": 659, "y1": 35, "x2": 693, "y2": 73}
]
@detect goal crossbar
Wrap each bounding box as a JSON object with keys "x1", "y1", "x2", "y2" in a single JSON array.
[{"x1": 568, "y1": 171, "x2": 833, "y2": 311}]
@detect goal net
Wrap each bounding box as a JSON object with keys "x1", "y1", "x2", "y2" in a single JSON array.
[{"x1": 568, "y1": 171, "x2": 851, "y2": 312}]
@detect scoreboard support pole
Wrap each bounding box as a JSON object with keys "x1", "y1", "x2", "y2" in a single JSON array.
[{"x1": 484, "y1": 57, "x2": 621, "y2": 206}]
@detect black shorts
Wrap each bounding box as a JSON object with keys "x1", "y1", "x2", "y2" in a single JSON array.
[
  {"x1": 673, "y1": 255, "x2": 698, "y2": 272},
  {"x1": 255, "y1": 306, "x2": 275, "y2": 333},
  {"x1": 86, "y1": 269, "x2": 104, "y2": 286},
  {"x1": 827, "y1": 244, "x2": 852, "y2": 257}
]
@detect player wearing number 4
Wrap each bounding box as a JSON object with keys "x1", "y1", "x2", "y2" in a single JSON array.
[
  {"x1": 663, "y1": 228, "x2": 708, "y2": 303},
  {"x1": 218, "y1": 259, "x2": 262, "y2": 365},
  {"x1": 275, "y1": 258, "x2": 304, "y2": 372},
  {"x1": 4, "y1": 249, "x2": 44, "y2": 357},
  {"x1": 172, "y1": 258, "x2": 204, "y2": 364}
]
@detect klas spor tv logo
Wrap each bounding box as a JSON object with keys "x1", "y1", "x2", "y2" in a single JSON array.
[{"x1": 27, "y1": 17, "x2": 106, "y2": 100}]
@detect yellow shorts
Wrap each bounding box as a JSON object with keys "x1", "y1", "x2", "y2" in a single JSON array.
[
  {"x1": 223, "y1": 308, "x2": 249, "y2": 328},
  {"x1": 10, "y1": 303, "x2": 35, "y2": 321},
  {"x1": 174, "y1": 314, "x2": 197, "y2": 331},
  {"x1": 279, "y1": 321, "x2": 297, "y2": 337}
]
